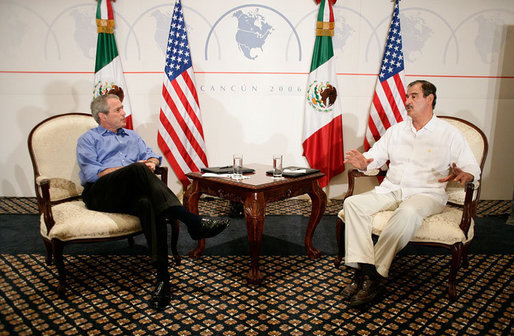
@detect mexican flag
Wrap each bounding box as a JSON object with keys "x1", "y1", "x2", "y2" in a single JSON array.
[
  {"x1": 302, "y1": 0, "x2": 344, "y2": 188},
  {"x1": 93, "y1": 0, "x2": 133, "y2": 129}
]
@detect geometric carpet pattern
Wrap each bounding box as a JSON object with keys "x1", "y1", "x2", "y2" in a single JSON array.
[
  {"x1": 0, "y1": 197, "x2": 39, "y2": 215},
  {"x1": 1, "y1": 254, "x2": 512, "y2": 336},
  {"x1": 0, "y1": 196, "x2": 511, "y2": 217}
]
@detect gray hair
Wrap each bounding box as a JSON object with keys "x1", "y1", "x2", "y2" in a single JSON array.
[{"x1": 90, "y1": 94, "x2": 120, "y2": 124}]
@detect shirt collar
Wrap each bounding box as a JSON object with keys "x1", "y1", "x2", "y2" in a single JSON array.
[
  {"x1": 97, "y1": 125, "x2": 128, "y2": 136},
  {"x1": 423, "y1": 115, "x2": 438, "y2": 132},
  {"x1": 406, "y1": 114, "x2": 438, "y2": 133}
]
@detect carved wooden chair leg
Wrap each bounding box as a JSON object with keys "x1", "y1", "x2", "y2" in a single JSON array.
[
  {"x1": 448, "y1": 242, "x2": 463, "y2": 301},
  {"x1": 461, "y1": 243, "x2": 471, "y2": 268},
  {"x1": 52, "y1": 239, "x2": 66, "y2": 297},
  {"x1": 170, "y1": 219, "x2": 181, "y2": 265},
  {"x1": 43, "y1": 238, "x2": 53, "y2": 265},
  {"x1": 334, "y1": 218, "x2": 344, "y2": 267}
]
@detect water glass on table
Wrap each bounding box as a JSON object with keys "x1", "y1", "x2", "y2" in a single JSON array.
[
  {"x1": 272, "y1": 154, "x2": 283, "y2": 178},
  {"x1": 233, "y1": 153, "x2": 243, "y2": 180}
]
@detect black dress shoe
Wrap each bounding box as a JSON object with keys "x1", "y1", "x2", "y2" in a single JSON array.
[
  {"x1": 188, "y1": 217, "x2": 230, "y2": 240},
  {"x1": 341, "y1": 270, "x2": 363, "y2": 299},
  {"x1": 349, "y1": 275, "x2": 384, "y2": 307},
  {"x1": 150, "y1": 281, "x2": 171, "y2": 310}
]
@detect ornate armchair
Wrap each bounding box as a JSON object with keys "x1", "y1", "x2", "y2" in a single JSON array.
[
  {"x1": 334, "y1": 116, "x2": 488, "y2": 300},
  {"x1": 28, "y1": 113, "x2": 180, "y2": 297}
]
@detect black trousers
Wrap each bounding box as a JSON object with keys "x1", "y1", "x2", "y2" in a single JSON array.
[{"x1": 82, "y1": 163, "x2": 181, "y2": 270}]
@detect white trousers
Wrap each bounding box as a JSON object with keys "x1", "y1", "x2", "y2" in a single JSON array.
[{"x1": 344, "y1": 189, "x2": 444, "y2": 278}]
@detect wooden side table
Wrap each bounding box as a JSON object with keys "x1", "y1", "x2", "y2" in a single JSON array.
[{"x1": 184, "y1": 164, "x2": 327, "y2": 284}]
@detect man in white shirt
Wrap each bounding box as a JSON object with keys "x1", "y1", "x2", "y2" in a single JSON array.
[{"x1": 342, "y1": 80, "x2": 480, "y2": 307}]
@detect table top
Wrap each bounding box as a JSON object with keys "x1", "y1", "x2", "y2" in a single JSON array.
[{"x1": 186, "y1": 163, "x2": 325, "y2": 191}]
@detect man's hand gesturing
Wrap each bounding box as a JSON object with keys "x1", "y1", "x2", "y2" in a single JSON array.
[
  {"x1": 438, "y1": 162, "x2": 474, "y2": 186},
  {"x1": 344, "y1": 149, "x2": 374, "y2": 170}
]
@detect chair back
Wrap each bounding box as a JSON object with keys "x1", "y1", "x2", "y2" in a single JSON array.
[
  {"x1": 28, "y1": 113, "x2": 97, "y2": 202},
  {"x1": 439, "y1": 116, "x2": 488, "y2": 205}
]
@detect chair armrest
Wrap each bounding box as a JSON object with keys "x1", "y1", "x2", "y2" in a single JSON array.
[
  {"x1": 344, "y1": 169, "x2": 386, "y2": 200},
  {"x1": 35, "y1": 176, "x2": 56, "y2": 233},
  {"x1": 35, "y1": 175, "x2": 83, "y2": 232},
  {"x1": 459, "y1": 181, "x2": 476, "y2": 238},
  {"x1": 155, "y1": 166, "x2": 168, "y2": 185},
  {"x1": 362, "y1": 168, "x2": 382, "y2": 176},
  {"x1": 36, "y1": 175, "x2": 51, "y2": 186}
]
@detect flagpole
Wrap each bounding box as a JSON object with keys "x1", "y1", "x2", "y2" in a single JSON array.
[{"x1": 314, "y1": 0, "x2": 337, "y2": 196}]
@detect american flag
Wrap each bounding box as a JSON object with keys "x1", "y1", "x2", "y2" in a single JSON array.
[
  {"x1": 364, "y1": 0, "x2": 407, "y2": 150},
  {"x1": 157, "y1": 0, "x2": 208, "y2": 187}
]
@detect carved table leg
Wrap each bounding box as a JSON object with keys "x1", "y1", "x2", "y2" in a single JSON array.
[
  {"x1": 244, "y1": 193, "x2": 266, "y2": 284},
  {"x1": 305, "y1": 180, "x2": 327, "y2": 259},
  {"x1": 185, "y1": 181, "x2": 205, "y2": 259}
]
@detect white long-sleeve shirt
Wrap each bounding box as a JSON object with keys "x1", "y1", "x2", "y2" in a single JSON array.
[{"x1": 364, "y1": 116, "x2": 481, "y2": 205}]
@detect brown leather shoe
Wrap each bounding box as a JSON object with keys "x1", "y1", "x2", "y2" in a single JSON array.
[
  {"x1": 341, "y1": 270, "x2": 362, "y2": 299},
  {"x1": 349, "y1": 275, "x2": 383, "y2": 307}
]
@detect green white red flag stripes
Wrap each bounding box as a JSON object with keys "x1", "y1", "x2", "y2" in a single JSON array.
[
  {"x1": 302, "y1": 0, "x2": 344, "y2": 189},
  {"x1": 93, "y1": 0, "x2": 133, "y2": 129}
]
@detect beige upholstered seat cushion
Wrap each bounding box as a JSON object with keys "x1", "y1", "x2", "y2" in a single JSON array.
[
  {"x1": 40, "y1": 201, "x2": 142, "y2": 241},
  {"x1": 337, "y1": 206, "x2": 474, "y2": 245}
]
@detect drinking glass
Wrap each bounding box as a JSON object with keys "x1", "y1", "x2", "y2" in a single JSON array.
[
  {"x1": 272, "y1": 154, "x2": 283, "y2": 178},
  {"x1": 233, "y1": 153, "x2": 243, "y2": 180}
]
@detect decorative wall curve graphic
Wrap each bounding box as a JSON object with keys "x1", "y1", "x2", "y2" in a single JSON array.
[
  {"x1": 363, "y1": 7, "x2": 456, "y2": 66},
  {"x1": 204, "y1": 4, "x2": 302, "y2": 61},
  {"x1": 448, "y1": 8, "x2": 514, "y2": 64},
  {"x1": 124, "y1": 4, "x2": 170, "y2": 61},
  {"x1": 7, "y1": 1, "x2": 511, "y2": 69},
  {"x1": 400, "y1": 7, "x2": 458, "y2": 64},
  {"x1": 45, "y1": 4, "x2": 91, "y2": 60},
  {"x1": 44, "y1": 3, "x2": 131, "y2": 61},
  {"x1": 333, "y1": 6, "x2": 382, "y2": 62},
  {"x1": 124, "y1": 4, "x2": 219, "y2": 61},
  {"x1": 1, "y1": 2, "x2": 59, "y2": 60},
  {"x1": 290, "y1": 6, "x2": 382, "y2": 64}
]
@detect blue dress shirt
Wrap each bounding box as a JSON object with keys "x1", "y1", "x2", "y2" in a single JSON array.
[{"x1": 77, "y1": 125, "x2": 162, "y2": 185}]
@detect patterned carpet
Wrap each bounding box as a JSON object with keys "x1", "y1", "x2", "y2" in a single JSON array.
[
  {"x1": 0, "y1": 197, "x2": 511, "y2": 217},
  {"x1": 1, "y1": 197, "x2": 512, "y2": 335},
  {"x1": 0, "y1": 253, "x2": 512, "y2": 336}
]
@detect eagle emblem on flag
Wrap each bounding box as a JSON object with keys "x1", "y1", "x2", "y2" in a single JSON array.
[
  {"x1": 307, "y1": 80, "x2": 338, "y2": 112},
  {"x1": 93, "y1": 81, "x2": 125, "y2": 102}
]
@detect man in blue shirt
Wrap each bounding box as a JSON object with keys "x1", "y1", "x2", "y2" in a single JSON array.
[{"x1": 77, "y1": 94, "x2": 230, "y2": 310}]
